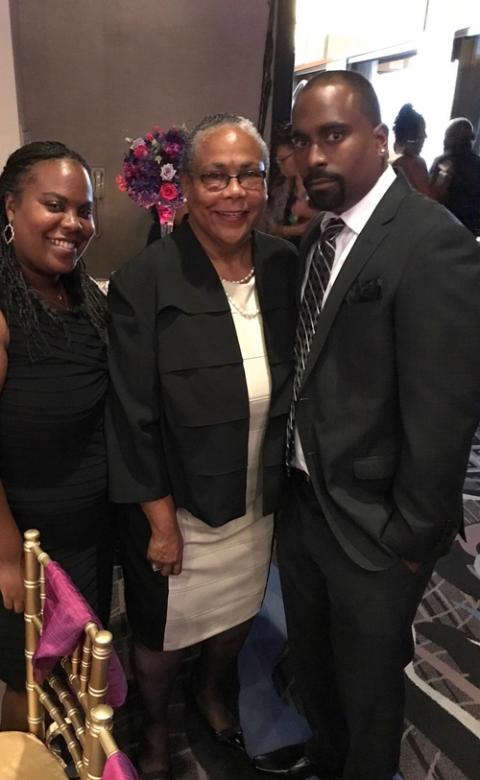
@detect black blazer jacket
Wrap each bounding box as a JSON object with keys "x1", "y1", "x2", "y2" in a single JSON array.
[
  {"x1": 296, "y1": 174, "x2": 480, "y2": 569},
  {"x1": 106, "y1": 221, "x2": 298, "y2": 526}
]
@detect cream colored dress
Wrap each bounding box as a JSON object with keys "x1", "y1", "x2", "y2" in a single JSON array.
[{"x1": 163, "y1": 275, "x2": 274, "y2": 650}]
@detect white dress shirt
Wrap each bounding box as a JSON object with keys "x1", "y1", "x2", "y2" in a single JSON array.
[{"x1": 293, "y1": 165, "x2": 397, "y2": 473}]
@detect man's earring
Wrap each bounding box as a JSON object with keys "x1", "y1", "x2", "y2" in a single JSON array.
[{"x1": 2, "y1": 222, "x2": 15, "y2": 245}]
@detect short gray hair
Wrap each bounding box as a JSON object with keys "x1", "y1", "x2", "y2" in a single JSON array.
[{"x1": 183, "y1": 113, "x2": 269, "y2": 174}]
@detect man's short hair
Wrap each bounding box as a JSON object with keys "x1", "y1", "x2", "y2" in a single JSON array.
[
  {"x1": 444, "y1": 117, "x2": 475, "y2": 153},
  {"x1": 296, "y1": 70, "x2": 382, "y2": 127}
]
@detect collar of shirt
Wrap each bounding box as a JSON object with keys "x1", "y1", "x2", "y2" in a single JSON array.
[
  {"x1": 303, "y1": 166, "x2": 397, "y2": 301},
  {"x1": 323, "y1": 164, "x2": 396, "y2": 237}
]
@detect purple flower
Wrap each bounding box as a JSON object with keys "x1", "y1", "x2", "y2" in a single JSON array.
[
  {"x1": 118, "y1": 124, "x2": 188, "y2": 210},
  {"x1": 163, "y1": 142, "x2": 182, "y2": 158}
]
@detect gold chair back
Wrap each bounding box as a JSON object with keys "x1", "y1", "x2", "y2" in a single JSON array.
[
  {"x1": 23, "y1": 529, "x2": 114, "y2": 779},
  {"x1": 87, "y1": 704, "x2": 116, "y2": 780}
]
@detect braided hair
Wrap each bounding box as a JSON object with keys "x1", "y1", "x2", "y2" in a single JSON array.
[{"x1": 0, "y1": 140, "x2": 107, "y2": 358}]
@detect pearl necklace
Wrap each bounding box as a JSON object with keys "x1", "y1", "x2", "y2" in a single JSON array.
[
  {"x1": 220, "y1": 266, "x2": 255, "y2": 284},
  {"x1": 222, "y1": 275, "x2": 260, "y2": 319}
]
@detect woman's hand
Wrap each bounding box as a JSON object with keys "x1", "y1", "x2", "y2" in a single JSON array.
[
  {"x1": 0, "y1": 473, "x2": 25, "y2": 612},
  {"x1": 0, "y1": 556, "x2": 25, "y2": 613},
  {"x1": 141, "y1": 495, "x2": 184, "y2": 577}
]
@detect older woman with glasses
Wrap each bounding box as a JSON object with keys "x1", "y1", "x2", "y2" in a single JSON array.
[{"x1": 107, "y1": 113, "x2": 297, "y2": 779}]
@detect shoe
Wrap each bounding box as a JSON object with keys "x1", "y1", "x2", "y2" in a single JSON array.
[
  {"x1": 189, "y1": 686, "x2": 246, "y2": 753},
  {"x1": 212, "y1": 724, "x2": 246, "y2": 752},
  {"x1": 253, "y1": 742, "x2": 322, "y2": 777}
]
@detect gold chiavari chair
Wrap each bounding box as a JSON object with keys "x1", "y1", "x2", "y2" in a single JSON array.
[
  {"x1": 0, "y1": 530, "x2": 117, "y2": 780},
  {"x1": 87, "y1": 704, "x2": 140, "y2": 780}
]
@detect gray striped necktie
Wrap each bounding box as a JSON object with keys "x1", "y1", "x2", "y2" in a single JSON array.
[{"x1": 286, "y1": 217, "x2": 345, "y2": 464}]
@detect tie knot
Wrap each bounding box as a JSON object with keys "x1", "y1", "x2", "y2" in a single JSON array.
[{"x1": 322, "y1": 217, "x2": 344, "y2": 241}]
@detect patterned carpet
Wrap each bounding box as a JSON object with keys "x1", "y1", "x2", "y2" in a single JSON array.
[
  {"x1": 400, "y1": 430, "x2": 480, "y2": 780},
  {"x1": 111, "y1": 430, "x2": 480, "y2": 779}
]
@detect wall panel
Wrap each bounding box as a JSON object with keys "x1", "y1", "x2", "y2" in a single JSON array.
[{"x1": 10, "y1": 0, "x2": 269, "y2": 275}]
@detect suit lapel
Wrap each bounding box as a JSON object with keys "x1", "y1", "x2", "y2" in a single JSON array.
[{"x1": 299, "y1": 175, "x2": 411, "y2": 391}]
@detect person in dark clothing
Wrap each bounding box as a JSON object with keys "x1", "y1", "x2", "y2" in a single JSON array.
[
  {"x1": 430, "y1": 117, "x2": 480, "y2": 235},
  {"x1": 0, "y1": 141, "x2": 112, "y2": 731},
  {"x1": 253, "y1": 71, "x2": 480, "y2": 780},
  {"x1": 107, "y1": 114, "x2": 297, "y2": 779}
]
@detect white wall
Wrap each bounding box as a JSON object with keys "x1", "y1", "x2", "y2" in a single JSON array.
[
  {"x1": 294, "y1": 0, "x2": 480, "y2": 167},
  {"x1": 0, "y1": 0, "x2": 20, "y2": 168},
  {"x1": 295, "y1": 0, "x2": 480, "y2": 67},
  {"x1": 295, "y1": 0, "x2": 428, "y2": 67}
]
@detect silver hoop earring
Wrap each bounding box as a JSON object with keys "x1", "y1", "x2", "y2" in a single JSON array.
[{"x1": 2, "y1": 222, "x2": 15, "y2": 245}]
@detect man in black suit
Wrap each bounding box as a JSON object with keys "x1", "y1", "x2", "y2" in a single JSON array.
[{"x1": 254, "y1": 72, "x2": 480, "y2": 779}]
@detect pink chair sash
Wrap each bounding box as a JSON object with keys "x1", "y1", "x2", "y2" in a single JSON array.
[
  {"x1": 102, "y1": 751, "x2": 141, "y2": 780},
  {"x1": 33, "y1": 561, "x2": 127, "y2": 708}
]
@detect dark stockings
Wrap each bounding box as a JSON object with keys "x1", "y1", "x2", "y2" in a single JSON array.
[
  {"x1": 133, "y1": 619, "x2": 252, "y2": 772},
  {"x1": 194, "y1": 619, "x2": 252, "y2": 732},
  {"x1": 133, "y1": 642, "x2": 185, "y2": 773}
]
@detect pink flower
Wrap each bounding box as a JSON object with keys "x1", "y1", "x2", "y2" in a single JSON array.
[
  {"x1": 157, "y1": 206, "x2": 173, "y2": 224},
  {"x1": 145, "y1": 132, "x2": 154, "y2": 142},
  {"x1": 159, "y1": 183, "x2": 178, "y2": 201},
  {"x1": 115, "y1": 174, "x2": 127, "y2": 192},
  {"x1": 133, "y1": 144, "x2": 148, "y2": 159}
]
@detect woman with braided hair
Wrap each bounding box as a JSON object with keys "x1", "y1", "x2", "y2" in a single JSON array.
[{"x1": 0, "y1": 141, "x2": 113, "y2": 729}]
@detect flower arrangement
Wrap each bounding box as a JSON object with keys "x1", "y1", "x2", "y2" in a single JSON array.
[{"x1": 116, "y1": 125, "x2": 188, "y2": 226}]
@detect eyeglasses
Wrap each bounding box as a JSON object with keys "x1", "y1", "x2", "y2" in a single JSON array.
[
  {"x1": 275, "y1": 151, "x2": 294, "y2": 164},
  {"x1": 197, "y1": 170, "x2": 266, "y2": 192}
]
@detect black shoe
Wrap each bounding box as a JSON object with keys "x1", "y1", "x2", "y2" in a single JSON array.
[
  {"x1": 189, "y1": 685, "x2": 246, "y2": 754},
  {"x1": 253, "y1": 742, "x2": 322, "y2": 777},
  {"x1": 212, "y1": 724, "x2": 246, "y2": 752},
  {"x1": 193, "y1": 702, "x2": 247, "y2": 753}
]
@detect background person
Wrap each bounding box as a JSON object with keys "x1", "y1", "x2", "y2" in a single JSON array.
[
  {"x1": 107, "y1": 114, "x2": 297, "y2": 779},
  {"x1": 430, "y1": 117, "x2": 480, "y2": 236},
  {"x1": 0, "y1": 141, "x2": 112, "y2": 730},
  {"x1": 260, "y1": 123, "x2": 316, "y2": 248},
  {"x1": 391, "y1": 103, "x2": 431, "y2": 196}
]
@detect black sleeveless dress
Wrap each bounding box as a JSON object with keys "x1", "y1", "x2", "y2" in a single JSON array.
[{"x1": 0, "y1": 304, "x2": 112, "y2": 691}]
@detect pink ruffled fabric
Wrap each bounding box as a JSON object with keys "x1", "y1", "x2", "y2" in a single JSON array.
[
  {"x1": 33, "y1": 561, "x2": 127, "y2": 708},
  {"x1": 103, "y1": 752, "x2": 141, "y2": 780}
]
